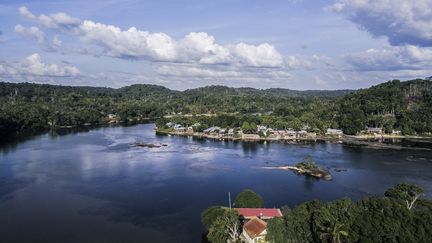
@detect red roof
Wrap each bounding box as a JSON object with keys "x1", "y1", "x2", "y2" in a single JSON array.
[
  {"x1": 236, "y1": 208, "x2": 282, "y2": 218},
  {"x1": 243, "y1": 217, "x2": 267, "y2": 239}
]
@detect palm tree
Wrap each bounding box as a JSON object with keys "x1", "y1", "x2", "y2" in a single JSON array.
[{"x1": 319, "y1": 222, "x2": 348, "y2": 243}]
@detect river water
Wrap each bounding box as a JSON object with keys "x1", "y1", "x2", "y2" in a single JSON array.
[{"x1": 1, "y1": 124, "x2": 431, "y2": 242}]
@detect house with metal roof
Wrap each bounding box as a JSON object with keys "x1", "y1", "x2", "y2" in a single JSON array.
[
  {"x1": 236, "y1": 208, "x2": 282, "y2": 220},
  {"x1": 242, "y1": 217, "x2": 268, "y2": 243}
]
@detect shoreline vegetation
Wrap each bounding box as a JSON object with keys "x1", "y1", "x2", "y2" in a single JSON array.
[
  {"x1": 1, "y1": 78, "x2": 432, "y2": 142},
  {"x1": 202, "y1": 185, "x2": 431, "y2": 243},
  {"x1": 155, "y1": 127, "x2": 432, "y2": 151}
]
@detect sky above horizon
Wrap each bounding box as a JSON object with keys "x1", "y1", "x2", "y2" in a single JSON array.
[{"x1": 0, "y1": 0, "x2": 431, "y2": 90}]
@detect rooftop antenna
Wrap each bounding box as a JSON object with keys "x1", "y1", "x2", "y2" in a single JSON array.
[{"x1": 228, "y1": 192, "x2": 232, "y2": 209}]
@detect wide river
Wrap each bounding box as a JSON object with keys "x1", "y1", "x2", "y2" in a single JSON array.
[{"x1": 1, "y1": 124, "x2": 432, "y2": 242}]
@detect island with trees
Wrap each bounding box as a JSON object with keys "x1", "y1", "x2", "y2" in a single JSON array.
[{"x1": 262, "y1": 156, "x2": 333, "y2": 181}]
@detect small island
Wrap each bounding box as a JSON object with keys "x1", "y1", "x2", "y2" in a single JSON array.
[{"x1": 263, "y1": 156, "x2": 332, "y2": 180}]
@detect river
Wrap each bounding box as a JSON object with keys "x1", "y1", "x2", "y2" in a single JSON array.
[{"x1": 1, "y1": 124, "x2": 431, "y2": 242}]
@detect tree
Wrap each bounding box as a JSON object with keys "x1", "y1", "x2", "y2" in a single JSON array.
[
  {"x1": 321, "y1": 223, "x2": 348, "y2": 243},
  {"x1": 314, "y1": 203, "x2": 350, "y2": 243},
  {"x1": 250, "y1": 122, "x2": 257, "y2": 131},
  {"x1": 241, "y1": 121, "x2": 251, "y2": 134},
  {"x1": 296, "y1": 155, "x2": 318, "y2": 170},
  {"x1": 235, "y1": 189, "x2": 264, "y2": 208},
  {"x1": 385, "y1": 183, "x2": 424, "y2": 210},
  {"x1": 207, "y1": 210, "x2": 240, "y2": 243},
  {"x1": 201, "y1": 206, "x2": 226, "y2": 230}
]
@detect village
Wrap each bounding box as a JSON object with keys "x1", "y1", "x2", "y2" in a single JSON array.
[{"x1": 159, "y1": 122, "x2": 400, "y2": 142}]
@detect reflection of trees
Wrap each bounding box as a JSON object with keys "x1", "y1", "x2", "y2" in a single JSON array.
[
  {"x1": 241, "y1": 142, "x2": 258, "y2": 154},
  {"x1": 304, "y1": 175, "x2": 318, "y2": 191}
]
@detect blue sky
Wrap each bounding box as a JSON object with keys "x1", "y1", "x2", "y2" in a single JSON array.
[{"x1": 0, "y1": 0, "x2": 431, "y2": 90}]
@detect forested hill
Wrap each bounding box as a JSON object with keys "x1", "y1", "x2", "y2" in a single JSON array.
[
  {"x1": 0, "y1": 79, "x2": 431, "y2": 139},
  {"x1": 338, "y1": 79, "x2": 432, "y2": 134},
  {"x1": 182, "y1": 85, "x2": 352, "y2": 98}
]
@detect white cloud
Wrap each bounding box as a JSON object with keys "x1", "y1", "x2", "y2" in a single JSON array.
[
  {"x1": 14, "y1": 24, "x2": 59, "y2": 52},
  {"x1": 230, "y1": 43, "x2": 283, "y2": 67},
  {"x1": 0, "y1": 53, "x2": 80, "y2": 77},
  {"x1": 330, "y1": 0, "x2": 432, "y2": 46},
  {"x1": 345, "y1": 45, "x2": 432, "y2": 71},
  {"x1": 19, "y1": 6, "x2": 81, "y2": 31},
  {"x1": 14, "y1": 24, "x2": 45, "y2": 44},
  {"x1": 179, "y1": 32, "x2": 231, "y2": 64},
  {"x1": 153, "y1": 63, "x2": 291, "y2": 82},
  {"x1": 79, "y1": 21, "x2": 178, "y2": 61},
  {"x1": 18, "y1": 6, "x2": 285, "y2": 68}
]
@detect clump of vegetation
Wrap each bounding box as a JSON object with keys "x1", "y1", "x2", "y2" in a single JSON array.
[
  {"x1": 201, "y1": 206, "x2": 227, "y2": 230},
  {"x1": 235, "y1": 189, "x2": 264, "y2": 208},
  {"x1": 202, "y1": 184, "x2": 431, "y2": 242},
  {"x1": 266, "y1": 183, "x2": 431, "y2": 243},
  {"x1": 296, "y1": 155, "x2": 319, "y2": 170},
  {"x1": 206, "y1": 209, "x2": 241, "y2": 243}
]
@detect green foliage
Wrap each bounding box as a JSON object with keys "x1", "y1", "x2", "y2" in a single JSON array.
[
  {"x1": 266, "y1": 184, "x2": 432, "y2": 243},
  {"x1": 207, "y1": 209, "x2": 240, "y2": 243},
  {"x1": 337, "y1": 79, "x2": 432, "y2": 135},
  {"x1": 385, "y1": 183, "x2": 425, "y2": 210},
  {"x1": 241, "y1": 121, "x2": 251, "y2": 133},
  {"x1": 296, "y1": 155, "x2": 319, "y2": 170},
  {"x1": 235, "y1": 189, "x2": 264, "y2": 208},
  {"x1": 201, "y1": 206, "x2": 226, "y2": 230},
  {"x1": 1, "y1": 78, "x2": 431, "y2": 140}
]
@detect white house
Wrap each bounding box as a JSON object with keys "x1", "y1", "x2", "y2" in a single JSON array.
[
  {"x1": 326, "y1": 128, "x2": 343, "y2": 136},
  {"x1": 367, "y1": 127, "x2": 383, "y2": 134},
  {"x1": 227, "y1": 128, "x2": 235, "y2": 137}
]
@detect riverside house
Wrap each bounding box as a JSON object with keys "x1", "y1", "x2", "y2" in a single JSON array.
[
  {"x1": 242, "y1": 217, "x2": 268, "y2": 243},
  {"x1": 367, "y1": 127, "x2": 383, "y2": 135},
  {"x1": 203, "y1": 126, "x2": 220, "y2": 134},
  {"x1": 326, "y1": 128, "x2": 343, "y2": 136},
  {"x1": 236, "y1": 208, "x2": 283, "y2": 243}
]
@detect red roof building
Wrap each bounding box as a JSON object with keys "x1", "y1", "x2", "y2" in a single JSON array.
[
  {"x1": 236, "y1": 208, "x2": 282, "y2": 220},
  {"x1": 242, "y1": 217, "x2": 267, "y2": 242}
]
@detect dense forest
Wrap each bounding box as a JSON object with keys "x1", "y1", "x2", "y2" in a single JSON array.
[
  {"x1": 157, "y1": 79, "x2": 432, "y2": 135},
  {"x1": 201, "y1": 184, "x2": 431, "y2": 243},
  {"x1": 1, "y1": 78, "x2": 431, "y2": 139}
]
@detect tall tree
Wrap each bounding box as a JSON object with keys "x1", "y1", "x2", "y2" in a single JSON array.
[
  {"x1": 207, "y1": 210, "x2": 240, "y2": 243},
  {"x1": 235, "y1": 189, "x2": 264, "y2": 208},
  {"x1": 385, "y1": 183, "x2": 424, "y2": 210}
]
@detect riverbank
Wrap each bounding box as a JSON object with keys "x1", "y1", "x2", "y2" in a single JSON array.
[{"x1": 156, "y1": 129, "x2": 432, "y2": 150}]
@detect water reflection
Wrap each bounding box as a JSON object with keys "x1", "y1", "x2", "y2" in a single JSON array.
[{"x1": 0, "y1": 124, "x2": 431, "y2": 243}]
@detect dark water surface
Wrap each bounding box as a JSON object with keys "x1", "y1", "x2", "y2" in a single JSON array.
[{"x1": 1, "y1": 124, "x2": 432, "y2": 242}]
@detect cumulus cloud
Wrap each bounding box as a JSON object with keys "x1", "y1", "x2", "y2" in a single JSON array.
[
  {"x1": 19, "y1": 6, "x2": 81, "y2": 31},
  {"x1": 15, "y1": 25, "x2": 45, "y2": 44},
  {"x1": 178, "y1": 32, "x2": 231, "y2": 64},
  {"x1": 330, "y1": 0, "x2": 432, "y2": 46},
  {"x1": 345, "y1": 45, "x2": 432, "y2": 71},
  {"x1": 18, "y1": 6, "x2": 285, "y2": 67},
  {"x1": 231, "y1": 43, "x2": 283, "y2": 67},
  {"x1": 0, "y1": 53, "x2": 80, "y2": 77}
]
